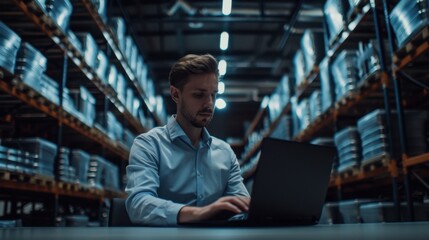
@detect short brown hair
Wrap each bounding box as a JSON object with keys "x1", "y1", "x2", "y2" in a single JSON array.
[{"x1": 169, "y1": 54, "x2": 219, "y2": 89}]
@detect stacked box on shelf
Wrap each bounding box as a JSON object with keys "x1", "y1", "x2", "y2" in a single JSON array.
[
  {"x1": 2, "y1": 138, "x2": 57, "y2": 178},
  {"x1": 359, "y1": 202, "x2": 402, "y2": 223},
  {"x1": 62, "y1": 87, "x2": 83, "y2": 120},
  {"x1": 309, "y1": 90, "x2": 322, "y2": 122},
  {"x1": 339, "y1": 199, "x2": 375, "y2": 223},
  {"x1": 95, "y1": 50, "x2": 109, "y2": 83},
  {"x1": 0, "y1": 21, "x2": 21, "y2": 74},
  {"x1": 67, "y1": 30, "x2": 83, "y2": 53},
  {"x1": 56, "y1": 147, "x2": 77, "y2": 183},
  {"x1": 138, "y1": 109, "x2": 154, "y2": 130},
  {"x1": 357, "y1": 109, "x2": 428, "y2": 162},
  {"x1": 75, "y1": 33, "x2": 98, "y2": 69},
  {"x1": 15, "y1": 42, "x2": 47, "y2": 91},
  {"x1": 0, "y1": 145, "x2": 38, "y2": 175},
  {"x1": 291, "y1": 97, "x2": 310, "y2": 137},
  {"x1": 323, "y1": 0, "x2": 350, "y2": 44},
  {"x1": 107, "y1": 65, "x2": 118, "y2": 90},
  {"x1": 319, "y1": 57, "x2": 334, "y2": 113},
  {"x1": 40, "y1": 74, "x2": 59, "y2": 105},
  {"x1": 331, "y1": 50, "x2": 359, "y2": 101},
  {"x1": 300, "y1": 30, "x2": 325, "y2": 76},
  {"x1": 135, "y1": 56, "x2": 144, "y2": 83},
  {"x1": 107, "y1": 111, "x2": 123, "y2": 141},
  {"x1": 279, "y1": 74, "x2": 291, "y2": 108},
  {"x1": 125, "y1": 87, "x2": 134, "y2": 113},
  {"x1": 45, "y1": 0, "x2": 73, "y2": 33},
  {"x1": 269, "y1": 115, "x2": 291, "y2": 141},
  {"x1": 293, "y1": 50, "x2": 306, "y2": 89},
  {"x1": 102, "y1": 160, "x2": 120, "y2": 191},
  {"x1": 116, "y1": 73, "x2": 127, "y2": 104},
  {"x1": 90, "y1": 0, "x2": 107, "y2": 23},
  {"x1": 131, "y1": 98, "x2": 140, "y2": 118},
  {"x1": 268, "y1": 92, "x2": 281, "y2": 123},
  {"x1": 88, "y1": 155, "x2": 106, "y2": 189},
  {"x1": 319, "y1": 202, "x2": 343, "y2": 224},
  {"x1": 356, "y1": 40, "x2": 386, "y2": 84},
  {"x1": 109, "y1": 17, "x2": 126, "y2": 52},
  {"x1": 390, "y1": 0, "x2": 429, "y2": 48},
  {"x1": 123, "y1": 129, "x2": 136, "y2": 149},
  {"x1": 155, "y1": 95, "x2": 167, "y2": 123},
  {"x1": 334, "y1": 127, "x2": 361, "y2": 172},
  {"x1": 69, "y1": 86, "x2": 96, "y2": 127},
  {"x1": 70, "y1": 149, "x2": 90, "y2": 185}
]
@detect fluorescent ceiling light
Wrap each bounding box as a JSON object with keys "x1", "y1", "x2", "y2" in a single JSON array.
[
  {"x1": 222, "y1": 0, "x2": 232, "y2": 15},
  {"x1": 215, "y1": 98, "x2": 227, "y2": 109},
  {"x1": 220, "y1": 31, "x2": 229, "y2": 50},
  {"x1": 218, "y1": 81, "x2": 225, "y2": 94},
  {"x1": 218, "y1": 60, "x2": 227, "y2": 76}
]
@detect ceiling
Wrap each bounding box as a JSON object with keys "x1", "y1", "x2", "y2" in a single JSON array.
[{"x1": 109, "y1": 0, "x2": 326, "y2": 141}]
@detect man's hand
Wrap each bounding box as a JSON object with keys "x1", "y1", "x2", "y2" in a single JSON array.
[{"x1": 178, "y1": 196, "x2": 250, "y2": 224}]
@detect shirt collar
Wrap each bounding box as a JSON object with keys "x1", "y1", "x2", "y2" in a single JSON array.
[{"x1": 167, "y1": 115, "x2": 212, "y2": 147}]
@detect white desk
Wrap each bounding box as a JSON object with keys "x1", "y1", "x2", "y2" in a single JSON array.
[{"x1": 1, "y1": 222, "x2": 429, "y2": 240}]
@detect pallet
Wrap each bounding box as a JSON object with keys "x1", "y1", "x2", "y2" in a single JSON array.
[
  {"x1": 360, "y1": 153, "x2": 390, "y2": 172},
  {"x1": 338, "y1": 164, "x2": 360, "y2": 179},
  {"x1": 0, "y1": 170, "x2": 54, "y2": 186},
  {"x1": 394, "y1": 26, "x2": 429, "y2": 64},
  {"x1": 29, "y1": 174, "x2": 55, "y2": 187}
]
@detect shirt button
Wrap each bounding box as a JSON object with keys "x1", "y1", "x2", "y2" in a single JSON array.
[
  {"x1": 197, "y1": 171, "x2": 202, "y2": 177},
  {"x1": 198, "y1": 194, "x2": 203, "y2": 199}
]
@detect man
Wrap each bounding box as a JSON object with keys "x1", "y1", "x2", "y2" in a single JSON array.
[{"x1": 125, "y1": 54, "x2": 250, "y2": 226}]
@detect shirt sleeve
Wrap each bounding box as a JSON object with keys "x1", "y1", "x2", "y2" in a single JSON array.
[
  {"x1": 224, "y1": 145, "x2": 250, "y2": 197},
  {"x1": 125, "y1": 134, "x2": 185, "y2": 226}
]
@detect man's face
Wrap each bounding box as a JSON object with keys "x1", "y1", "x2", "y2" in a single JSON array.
[{"x1": 173, "y1": 73, "x2": 218, "y2": 128}]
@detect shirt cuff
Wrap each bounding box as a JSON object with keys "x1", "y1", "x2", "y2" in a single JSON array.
[{"x1": 166, "y1": 202, "x2": 186, "y2": 226}]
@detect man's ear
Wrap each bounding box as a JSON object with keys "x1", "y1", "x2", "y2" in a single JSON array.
[{"x1": 170, "y1": 86, "x2": 180, "y2": 103}]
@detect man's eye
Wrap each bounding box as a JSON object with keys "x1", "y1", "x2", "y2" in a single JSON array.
[{"x1": 193, "y1": 93, "x2": 204, "y2": 98}]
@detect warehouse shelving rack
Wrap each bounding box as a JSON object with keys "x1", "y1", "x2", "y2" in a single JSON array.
[
  {"x1": 239, "y1": 0, "x2": 406, "y2": 217},
  {"x1": 384, "y1": 0, "x2": 429, "y2": 220},
  {"x1": 0, "y1": 0, "x2": 160, "y2": 226}
]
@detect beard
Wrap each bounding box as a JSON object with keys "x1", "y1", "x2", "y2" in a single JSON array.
[{"x1": 179, "y1": 103, "x2": 214, "y2": 128}]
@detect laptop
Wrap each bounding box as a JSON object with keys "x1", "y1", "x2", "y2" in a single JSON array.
[{"x1": 183, "y1": 137, "x2": 336, "y2": 227}]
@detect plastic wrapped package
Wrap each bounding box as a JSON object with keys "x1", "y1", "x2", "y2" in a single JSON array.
[
  {"x1": 46, "y1": 0, "x2": 73, "y2": 32},
  {"x1": 331, "y1": 50, "x2": 359, "y2": 101},
  {"x1": 324, "y1": 0, "x2": 350, "y2": 44},
  {"x1": 75, "y1": 33, "x2": 98, "y2": 69},
  {"x1": 309, "y1": 90, "x2": 322, "y2": 122},
  {"x1": 390, "y1": 0, "x2": 429, "y2": 48},
  {"x1": 40, "y1": 74, "x2": 59, "y2": 105},
  {"x1": 2, "y1": 138, "x2": 57, "y2": 178},
  {"x1": 88, "y1": 155, "x2": 106, "y2": 189},
  {"x1": 125, "y1": 87, "x2": 134, "y2": 113},
  {"x1": 0, "y1": 21, "x2": 21, "y2": 74},
  {"x1": 116, "y1": 73, "x2": 126, "y2": 104},
  {"x1": 15, "y1": 42, "x2": 47, "y2": 91},
  {"x1": 107, "y1": 65, "x2": 118, "y2": 89},
  {"x1": 293, "y1": 50, "x2": 306, "y2": 88},
  {"x1": 300, "y1": 30, "x2": 325, "y2": 75},
  {"x1": 334, "y1": 126, "x2": 361, "y2": 172},
  {"x1": 70, "y1": 149, "x2": 90, "y2": 184},
  {"x1": 95, "y1": 50, "x2": 109, "y2": 83},
  {"x1": 109, "y1": 17, "x2": 126, "y2": 51},
  {"x1": 319, "y1": 57, "x2": 334, "y2": 113}
]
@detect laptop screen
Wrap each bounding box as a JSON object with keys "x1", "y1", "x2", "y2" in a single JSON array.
[{"x1": 247, "y1": 138, "x2": 336, "y2": 224}]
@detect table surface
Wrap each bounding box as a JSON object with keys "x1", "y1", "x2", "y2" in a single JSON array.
[{"x1": 1, "y1": 222, "x2": 429, "y2": 240}]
